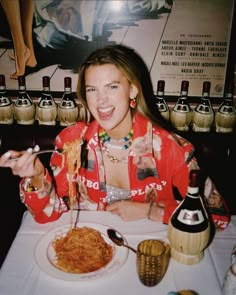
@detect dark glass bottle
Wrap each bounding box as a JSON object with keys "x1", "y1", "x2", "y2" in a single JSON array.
[
  {"x1": 170, "y1": 80, "x2": 192, "y2": 131},
  {"x1": 14, "y1": 76, "x2": 35, "y2": 125},
  {"x1": 169, "y1": 170, "x2": 209, "y2": 232},
  {"x1": 0, "y1": 74, "x2": 14, "y2": 124},
  {"x1": 36, "y1": 76, "x2": 57, "y2": 125},
  {"x1": 57, "y1": 77, "x2": 79, "y2": 126},
  {"x1": 155, "y1": 80, "x2": 170, "y2": 121},
  {"x1": 168, "y1": 169, "x2": 211, "y2": 264},
  {"x1": 192, "y1": 81, "x2": 214, "y2": 132},
  {"x1": 215, "y1": 82, "x2": 236, "y2": 133}
]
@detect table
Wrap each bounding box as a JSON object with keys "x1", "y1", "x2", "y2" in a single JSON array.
[{"x1": 0, "y1": 211, "x2": 236, "y2": 295}]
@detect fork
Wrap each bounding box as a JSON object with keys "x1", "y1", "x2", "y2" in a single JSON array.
[{"x1": 9, "y1": 148, "x2": 64, "y2": 161}]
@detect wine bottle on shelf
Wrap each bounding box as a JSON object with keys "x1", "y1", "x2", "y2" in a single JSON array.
[
  {"x1": 155, "y1": 80, "x2": 170, "y2": 121},
  {"x1": 215, "y1": 82, "x2": 236, "y2": 133},
  {"x1": 57, "y1": 77, "x2": 79, "y2": 126},
  {"x1": 0, "y1": 74, "x2": 14, "y2": 124},
  {"x1": 192, "y1": 81, "x2": 214, "y2": 132},
  {"x1": 170, "y1": 80, "x2": 192, "y2": 131},
  {"x1": 168, "y1": 169, "x2": 211, "y2": 265},
  {"x1": 14, "y1": 75, "x2": 35, "y2": 125},
  {"x1": 36, "y1": 76, "x2": 57, "y2": 125}
]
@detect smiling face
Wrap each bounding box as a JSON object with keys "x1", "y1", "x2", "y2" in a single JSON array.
[{"x1": 85, "y1": 64, "x2": 138, "y2": 139}]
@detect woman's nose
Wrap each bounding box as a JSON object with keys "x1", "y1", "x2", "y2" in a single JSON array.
[{"x1": 97, "y1": 90, "x2": 107, "y2": 103}]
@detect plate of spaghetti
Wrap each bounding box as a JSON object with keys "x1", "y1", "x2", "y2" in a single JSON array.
[{"x1": 35, "y1": 222, "x2": 129, "y2": 281}]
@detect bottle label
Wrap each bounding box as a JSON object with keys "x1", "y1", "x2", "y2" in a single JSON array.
[
  {"x1": 38, "y1": 96, "x2": 56, "y2": 108},
  {"x1": 173, "y1": 102, "x2": 191, "y2": 113},
  {"x1": 156, "y1": 102, "x2": 168, "y2": 112},
  {"x1": 38, "y1": 100, "x2": 55, "y2": 108},
  {"x1": 177, "y1": 209, "x2": 204, "y2": 225},
  {"x1": 60, "y1": 100, "x2": 76, "y2": 108},
  {"x1": 15, "y1": 97, "x2": 33, "y2": 107},
  {"x1": 218, "y1": 105, "x2": 235, "y2": 115},
  {"x1": 0, "y1": 97, "x2": 12, "y2": 106}
]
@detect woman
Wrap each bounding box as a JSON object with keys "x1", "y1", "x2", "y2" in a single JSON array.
[
  {"x1": 0, "y1": 0, "x2": 37, "y2": 79},
  {"x1": 0, "y1": 45, "x2": 229, "y2": 228}
]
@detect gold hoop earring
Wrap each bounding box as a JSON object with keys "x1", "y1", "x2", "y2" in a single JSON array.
[{"x1": 130, "y1": 98, "x2": 137, "y2": 109}]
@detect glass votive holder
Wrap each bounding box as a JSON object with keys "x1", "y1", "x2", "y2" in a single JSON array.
[{"x1": 136, "y1": 239, "x2": 170, "y2": 287}]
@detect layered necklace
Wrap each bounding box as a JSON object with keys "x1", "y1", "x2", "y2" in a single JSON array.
[{"x1": 99, "y1": 128, "x2": 133, "y2": 164}]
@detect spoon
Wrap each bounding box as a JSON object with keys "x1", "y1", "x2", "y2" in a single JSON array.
[{"x1": 107, "y1": 228, "x2": 137, "y2": 254}]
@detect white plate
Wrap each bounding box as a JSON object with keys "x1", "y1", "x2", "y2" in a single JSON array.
[{"x1": 35, "y1": 222, "x2": 129, "y2": 281}]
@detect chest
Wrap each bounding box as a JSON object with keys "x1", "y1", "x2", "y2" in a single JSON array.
[{"x1": 102, "y1": 149, "x2": 130, "y2": 189}]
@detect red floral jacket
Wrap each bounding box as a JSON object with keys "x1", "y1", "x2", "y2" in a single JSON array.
[{"x1": 19, "y1": 113, "x2": 230, "y2": 229}]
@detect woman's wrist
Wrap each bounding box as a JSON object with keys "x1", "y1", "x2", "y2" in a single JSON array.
[
  {"x1": 148, "y1": 202, "x2": 165, "y2": 222},
  {"x1": 148, "y1": 201, "x2": 154, "y2": 219}
]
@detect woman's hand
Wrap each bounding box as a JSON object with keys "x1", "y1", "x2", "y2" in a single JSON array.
[
  {"x1": 106, "y1": 201, "x2": 150, "y2": 221},
  {"x1": 0, "y1": 145, "x2": 45, "y2": 188}
]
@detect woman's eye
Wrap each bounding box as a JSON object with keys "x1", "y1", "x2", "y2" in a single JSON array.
[
  {"x1": 109, "y1": 85, "x2": 118, "y2": 90},
  {"x1": 86, "y1": 88, "x2": 95, "y2": 93}
]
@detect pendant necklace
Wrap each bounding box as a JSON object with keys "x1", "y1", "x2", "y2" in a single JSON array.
[{"x1": 101, "y1": 145, "x2": 129, "y2": 164}]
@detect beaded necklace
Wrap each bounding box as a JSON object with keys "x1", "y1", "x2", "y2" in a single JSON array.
[{"x1": 99, "y1": 128, "x2": 133, "y2": 150}]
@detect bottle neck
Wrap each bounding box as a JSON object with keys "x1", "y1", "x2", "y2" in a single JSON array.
[
  {"x1": 220, "y1": 94, "x2": 234, "y2": 107},
  {"x1": 187, "y1": 186, "x2": 199, "y2": 195},
  {"x1": 180, "y1": 81, "x2": 189, "y2": 98},
  {"x1": 156, "y1": 90, "x2": 164, "y2": 98},
  {"x1": 202, "y1": 91, "x2": 210, "y2": 99},
  {"x1": 181, "y1": 90, "x2": 188, "y2": 97},
  {"x1": 225, "y1": 93, "x2": 233, "y2": 100},
  {"x1": 199, "y1": 95, "x2": 212, "y2": 107},
  {"x1": 64, "y1": 87, "x2": 72, "y2": 94},
  {"x1": 0, "y1": 86, "x2": 6, "y2": 94},
  {"x1": 18, "y1": 85, "x2": 26, "y2": 93},
  {"x1": 43, "y1": 86, "x2": 50, "y2": 93}
]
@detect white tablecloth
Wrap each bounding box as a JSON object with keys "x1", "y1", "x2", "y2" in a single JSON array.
[{"x1": 0, "y1": 211, "x2": 235, "y2": 295}]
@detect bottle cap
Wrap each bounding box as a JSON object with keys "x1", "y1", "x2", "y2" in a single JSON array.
[
  {"x1": 203, "y1": 81, "x2": 211, "y2": 92},
  {"x1": 43, "y1": 76, "x2": 50, "y2": 87},
  {"x1": 64, "y1": 77, "x2": 72, "y2": 88},
  {"x1": 189, "y1": 170, "x2": 200, "y2": 187},
  {"x1": 181, "y1": 80, "x2": 189, "y2": 91},
  {"x1": 157, "y1": 80, "x2": 165, "y2": 91},
  {"x1": 0, "y1": 74, "x2": 5, "y2": 85},
  {"x1": 18, "y1": 76, "x2": 25, "y2": 86}
]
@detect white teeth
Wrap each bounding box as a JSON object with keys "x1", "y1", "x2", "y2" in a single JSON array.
[{"x1": 98, "y1": 107, "x2": 113, "y2": 113}]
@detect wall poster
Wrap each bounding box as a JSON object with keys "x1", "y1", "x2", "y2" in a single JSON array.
[{"x1": 0, "y1": 0, "x2": 234, "y2": 97}]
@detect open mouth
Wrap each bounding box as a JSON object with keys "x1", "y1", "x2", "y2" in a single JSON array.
[{"x1": 98, "y1": 107, "x2": 115, "y2": 120}]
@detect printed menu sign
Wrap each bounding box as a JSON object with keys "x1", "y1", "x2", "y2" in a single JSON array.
[{"x1": 151, "y1": 0, "x2": 234, "y2": 97}]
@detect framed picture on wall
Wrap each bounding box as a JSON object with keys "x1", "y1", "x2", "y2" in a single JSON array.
[{"x1": 0, "y1": 0, "x2": 235, "y2": 98}]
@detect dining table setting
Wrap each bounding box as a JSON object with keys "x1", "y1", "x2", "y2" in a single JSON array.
[{"x1": 0, "y1": 209, "x2": 236, "y2": 295}]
